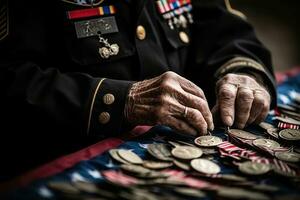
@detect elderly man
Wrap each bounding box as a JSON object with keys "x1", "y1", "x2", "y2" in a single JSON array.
[{"x1": 0, "y1": 0, "x2": 275, "y2": 179}]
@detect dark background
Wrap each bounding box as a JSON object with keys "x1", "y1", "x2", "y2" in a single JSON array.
[{"x1": 231, "y1": 0, "x2": 300, "y2": 71}]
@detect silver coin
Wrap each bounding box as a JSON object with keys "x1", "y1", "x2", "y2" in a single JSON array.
[
  {"x1": 120, "y1": 164, "x2": 169, "y2": 179},
  {"x1": 273, "y1": 164, "x2": 297, "y2": 177},
  {"x1": 259, "y1": 122, "x2": 275, "y2": 130},
  {"x1": 109, "y1": 149, "x2": 130, "y2": 164},
  {"x1": 142, "y1": 160, "x2": 173, "y2": 169},
  {"x1": 252, "y1": 184, "x2": 279, "y2": 192},
  {"x1": 275, "y1": 151, "x2": 300, "y2": 163},
  {"x1": 228, "y1": 129, "x2": 258, "y2": 140},
  {"x1": 117, "y1": 149, "x2": 143, "y2": 164},
  {"x1": 266, "y1": 128, "x2": 279, "y2": 139},
  {"x1": 48, "y1": 182, "x2": 80, "y2": 194},
  {"x1": 190, "y1": 158, "x2": 221, "y2": 174},
  {"x1": 221, "y1": 174, "x2": 247, "y2": 182},
  {"x1": 72, "y1": 181, "x2": 100, "y2": 194},
  {"x1": 194, "y1": 135, "x2": 223, "y2": 147},
  {"x1": 253, "y1": 138, "x2": 280, "y2": 149},
  {"x1": 275, "y1": 116, "x2": 300, "y2": 126},
  {"x1": 201, "y1": 148, "x2": 218, "y2": 155},
  {"x1": 171, "y1": 146, "x2": 203, "y2": 160},
  {"x1": 173, "y1": 159, "x2": 191, "y2": 171},
  {"x1": 279, "y1": 129, "x2": 300, "y2": 141},
  {"x1": 167, "y1": 141, "x2": 181, "y2": 147},
  {"x1": 120, "y1": 164, "x2": 151, "y2": 174},
  {"x1": 217, "y1": 187, "x2": 270, "y2": 200},
  {"x1": 238, "y1": 161, "x2": 271, "y2": 175},
  {"x1": 176, "y1": 140, "x2": 196, "y2": 147},
  {"x1": 147, "y1": 143, "x2": 173, "y2": 161},
  {"x1": 175, "y1": 187, "x2": 206, "y2": 198}
]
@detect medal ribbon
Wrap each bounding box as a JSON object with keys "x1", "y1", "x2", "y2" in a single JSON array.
[{"x1": 67, "y1": 5, "x2": 116, "y2": 20}]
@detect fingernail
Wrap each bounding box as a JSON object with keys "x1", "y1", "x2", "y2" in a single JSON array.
[
  {"x1": 224, "y1": 116, "x2": 233, "y2": 126},
  {"x1": 209, "y1": 123, "x2": 215, "y2": 131}
]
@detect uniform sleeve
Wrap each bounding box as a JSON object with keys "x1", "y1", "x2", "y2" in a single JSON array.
[
  {"x1": 0, "y1": 59, "x2": 133, "y2": 138},
  {"x1": 187, "y1": 0, "x2": 277, "y2": 108}
]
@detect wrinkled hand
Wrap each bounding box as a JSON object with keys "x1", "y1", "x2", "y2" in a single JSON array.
[
  {"x1": 124, "y1": 71, "x2": 214, "y2": 136},
  {"x1": 213, "y1": 73, "x2": 271, "y2": 129}
]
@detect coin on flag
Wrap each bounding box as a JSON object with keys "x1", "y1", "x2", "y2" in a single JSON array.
[
  {"x1": 279, "y1": 129, "x2": 300, "y2": 141},
  {"x1": 194, "y1": 135, "x2": 223, "y2": 147},
  {"x1": 238, "y1": 161, "x2": 271, "y2": 175},
  {"x1": 171, "y1": 146, "x2": 203, "y2": 160},
  {"x1": 117, "y1": 149, "x2": 143, "y2": 164},
  {"x1": 275, "y1": 151, "x2": 300, "y2": 163},
  {"x1": 190, "y1": 158, "x2": 220, "y2": 174}
]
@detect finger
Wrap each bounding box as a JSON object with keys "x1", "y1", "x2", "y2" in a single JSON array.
[
  {"x1": 247, "y1": 90, "x2": 265, "y2": 125},
  {"x1": 175, "y1": 91, "x2": 213, "y2": 131},
  {"x1": 254, "y1": 107, "x2": 269, "y2": 125},
  {"x1": 234, "y1": 87, "x2": 254, "y2": 129},
  {"x1": 178, "y1": 76, "x2": 207, "y2": 100},
  {"x1": 218, "y1": 83, "x2": 238, "y2": 127},
  {"x1": 167, "y1": 116, "x2": 198, "y2": 136},
  {"x1": 254, "y1": 98, "x2": 270, "y2": 124},
  {"x1": 185, "y1": 106, "x2": 209, "y2": 135},
  {"x1": 211, "y1": 104, "x2": 223, "y2": 126}
]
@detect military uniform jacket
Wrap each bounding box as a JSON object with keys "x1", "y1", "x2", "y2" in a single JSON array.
[{"x1": 0, "y1": 0, "x2": 276, "y2": 178}]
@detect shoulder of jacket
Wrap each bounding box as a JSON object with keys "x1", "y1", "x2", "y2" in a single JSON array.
[{"x1": 223, "y1": 0, "x2": 247, "y2": 20}]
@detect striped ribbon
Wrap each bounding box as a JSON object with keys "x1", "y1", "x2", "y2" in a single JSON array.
[
  {"x1": 218, "y1": 141, "x2": 297, "y2": 174},
  {"x1": 272, "y1": 158, "x2": 296, "y2": 176},
  {"x1": 67, "y1": 5, "x2": 116, "y2": 20},
  {"x1": 278, "y1": 122, "x2": 300, "y2": 129},
  {"x1": 156, "y1": 0, "x2": 192, "y2": 14}
]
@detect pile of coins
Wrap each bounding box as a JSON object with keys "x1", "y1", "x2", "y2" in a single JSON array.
[
  {"x1": 108, "y1": 136, "x2": 223, "y2": 176},
  {"x1": 45, "y1": 129, "x2": 300, "y2": 199}
]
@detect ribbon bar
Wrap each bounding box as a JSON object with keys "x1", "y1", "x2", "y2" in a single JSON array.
[{"x1": 68, "y1": 5, "x2": 116, "y2": 20}]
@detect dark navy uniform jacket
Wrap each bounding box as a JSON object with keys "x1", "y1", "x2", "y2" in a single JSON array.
[{"x1": 0, "y1": 0, "x2": 276, "y2": 179}]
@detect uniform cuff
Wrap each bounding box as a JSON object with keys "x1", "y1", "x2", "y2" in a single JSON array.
[{"x1": 87, "y1": 78, "x2": 134, "y2": 137}]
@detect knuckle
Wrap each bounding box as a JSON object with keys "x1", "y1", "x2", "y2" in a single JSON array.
[
  {"x1": 162, "y1": 71, "x2": 177, "y2": 80},
  {"x1": 154, "y1": 107, "x2": 164, "y2": 118},
  {"x1": 160, "y1": 81, "x2": 173, "y2": 92},
  {"x1": 262, "y1": 100, "x2": 270, "y2": 109},
  {"x1": 158, "y1": 94, "x2": 168, "y2": 104},
  {"x1": 239, "y1": 90, "x2": 254, "y2": 101},
  {"x1": 189, "y1": 109, "x2": 200, "y2": 121},
  {"x1": 219, "y1": 87, "x2": 236, "y2": 100},
  {"x1": 255, "y1": 96, "x2": 265, "y2": 106}
]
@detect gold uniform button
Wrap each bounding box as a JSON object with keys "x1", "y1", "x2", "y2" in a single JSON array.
[
  {"x1": 179, "y1": 31, "x2": 189, "y2": 44},
  {"x1": 99, "y1": 112, "x2": 110, "y2": 124},
  {"x1": 136, "y1": 25, "x2": 146, "y2": 40},
  {"x1": 103, "y1": 93, "x2": 115, "y2": 105}
]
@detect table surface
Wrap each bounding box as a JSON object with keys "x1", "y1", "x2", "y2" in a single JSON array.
[{"x1": 3, "y1": 68, "x2": 300, "y2": 200}]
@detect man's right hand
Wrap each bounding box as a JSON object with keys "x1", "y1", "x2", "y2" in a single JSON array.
[{"x1": 124, "y1": 71, "x2": 214, "y2": 136}]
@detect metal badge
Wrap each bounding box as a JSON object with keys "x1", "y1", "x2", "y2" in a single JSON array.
[
  {"x1": 74, "y1": 16, "x2": 118, "y2": 38},
  {"x1": 98, "y1": 34, "x2": 119, "y2": 59}
]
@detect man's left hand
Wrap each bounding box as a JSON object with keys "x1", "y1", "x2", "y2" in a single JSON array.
[{"x1": 213, "y1": 73, "x2": 271, "y2": 129}]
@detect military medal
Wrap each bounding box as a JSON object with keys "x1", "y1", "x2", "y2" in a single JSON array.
[
  {"x1": 69, "y1": 4, "x2": 120, "y2": 59},
  {"x1": 156, "y1": 0, "x2": 194, "y2": 30},
  {"x1": 98, "y1": 33, "x2": 119, "y2": 59}
]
